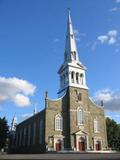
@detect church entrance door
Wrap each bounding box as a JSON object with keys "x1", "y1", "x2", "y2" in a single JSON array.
[
  {"x1": 55, "y1": 140, "x2": 61, "y2": 151},
  {"x1": 95, "y1": 141, "x2": 101, "y2": 151},
  {"x1": 78, "y1": 141, "x2": 85, "y2": 151},
  {"x1": 78, "y1": 137, "x2": 85, "y2": 151}
]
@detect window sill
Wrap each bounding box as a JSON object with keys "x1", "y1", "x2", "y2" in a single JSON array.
[
  {"x1": 78, "y1": 123, "x2": 84, "y2": 126},
  {"x1": 55, "y1": 129, "x2": 63, "y2": 131},
  {"x1": 94, "y1": 131, "x2": 100, "y2": 133}
]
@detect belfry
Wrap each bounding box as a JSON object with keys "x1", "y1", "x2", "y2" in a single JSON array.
[
  {"x1": 58, "y1": 10, "x2": 88, "y2": 97},
  {"x1": 10, "y1": 11, "x2": 108, "y2": 153}
]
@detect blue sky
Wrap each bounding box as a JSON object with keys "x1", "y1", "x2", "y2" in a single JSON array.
[{"x1": 0, "y1": 0, "x2": 120, "y2": 126}]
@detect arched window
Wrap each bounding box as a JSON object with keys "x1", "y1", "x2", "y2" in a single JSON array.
[
  {"x1": 80, "y1": 74, "x2": 84, "y2": 85},
  {"x1": 76, "y1": 72, "x2": 79, "y2": 84},
  {"x1": 77, "y1": 107, "x2": 84, "y2": 125},
  {"x1": 71, "y1": 71, "x2": 74, "y2": 83},
  {"x1": 70, "y1": 34, "x2": 73, "y2": 39},
  {"x1": 78, "y1": 93, "x2": 82, "y2": 101},
  {"x1": 55, "y1": 114, "x2": 63, "y2": 131},
  {"x1": 94, "y1": 118, "x2": 99, "y2": 133},
  {"x1": 73, "y1": 51, "x2": 76, "y2": 60},
  {"x1": 76, "y1": 90, "x2": 82, "y2": 101}
]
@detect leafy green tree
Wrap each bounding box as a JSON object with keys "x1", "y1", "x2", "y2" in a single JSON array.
[
  {"x1": 106, "y1": 117, "x2": 120, "y2": 150},
  {"x1": 0, "y1": 117, "x2": 9, "y2": 150}
]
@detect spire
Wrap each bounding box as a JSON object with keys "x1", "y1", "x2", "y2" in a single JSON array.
[
  {"x1": 58, "y1": 10, "x2": 88, "y2": 96},
  {"x1": 11, "y1": 113, "x2": 17, "y2": 131},
  {"x1": 33, "y1": 103, "x2": 37, "y2": 115},
  {"x1": 64, "y1": 9, "x2": 80, "y2": 63}
]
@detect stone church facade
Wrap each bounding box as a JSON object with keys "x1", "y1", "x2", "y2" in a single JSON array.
[{"x1": 13, "y1": 11, "x2": 108, "y2": 153}]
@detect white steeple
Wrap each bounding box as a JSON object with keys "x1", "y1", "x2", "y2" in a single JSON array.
[
  {"x1": 58, "y1": 10, "x2": 88, "y2": 96},
  {"x1": 11, "y1": 113, "x2": 17, "y2": 131},
  {"x1": 64, "y1": 10, "x2": 80, "y2": 64}
]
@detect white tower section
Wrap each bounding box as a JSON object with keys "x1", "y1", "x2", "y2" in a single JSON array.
[
  {"x1": 11, "y1": 114, "x2": 17, "y2": 131},
  {"x1": 58, "y1": 11, "x2": 88, "y2": 97}
]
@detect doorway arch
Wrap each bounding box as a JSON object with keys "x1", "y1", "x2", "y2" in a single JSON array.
[
  {"x1": 55, "y1": 139, "x2": 61, "y2": 151},
  {"x1": 95, "y1": 140, "x2": 101, "y2": 151},
  {"x1": 78, "y1": 137, "x2": 85, "y2": 151}
]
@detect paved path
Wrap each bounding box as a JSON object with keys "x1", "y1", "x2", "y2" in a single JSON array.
[{"x1": 0, "y1": 153, "x2": 120, "y2": 160}]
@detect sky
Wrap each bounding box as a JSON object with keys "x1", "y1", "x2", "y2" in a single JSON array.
[{"x1": 0, "y1": 0, "x2": 120, "y2": 126}]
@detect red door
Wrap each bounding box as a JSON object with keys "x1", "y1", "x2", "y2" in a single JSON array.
[
  {"x1": 78, "y1": 141, "x2": 85, "y2": 151},
  {"x1": 56, "y1": 142, "x2": 61, "y2": 151},
  {"x1": 96, "y1": 141, "x2": 101, "y2": 150}
]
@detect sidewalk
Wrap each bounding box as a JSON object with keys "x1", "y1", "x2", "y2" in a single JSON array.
[{"x1": 0, "y1": 152, "x2": 120, "y2": 160}]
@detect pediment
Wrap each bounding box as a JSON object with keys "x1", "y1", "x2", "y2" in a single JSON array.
[
  {"x1": 53, "y1": 135, "x2": 64, "y2": 138},
  {"x1": 74, "y1": 130, "x2": 88, "y2": 135},
  {"x1": 77, "y1": 63, "x2": 86, "y2": 69}
]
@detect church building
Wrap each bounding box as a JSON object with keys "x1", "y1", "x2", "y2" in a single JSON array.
[{"x1": 12, "y1": 11, "x2": 108, "y2": 153}]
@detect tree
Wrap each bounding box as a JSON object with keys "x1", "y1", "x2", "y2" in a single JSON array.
[
  {"x1": 106, "y1": 117, "x2": 120, "y2": 150},
  {"x1": 0, "y1": 117, "x2": 9, "y2": 150}
]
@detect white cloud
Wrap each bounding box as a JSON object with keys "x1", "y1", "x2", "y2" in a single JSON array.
[
  {"x1": 94, "y1": 89, "x2": 113, "y2": 102},
  {"x1": 110, "y1": 7, "x2": 118, "y2": 12},
  {"x1": 115, "y1": 114, "x2": 120, "y2": 117},
  {"x1": 108, "y1": 30, "x2": 118, "y2": 45},
  {"x1": 93, "y1": 88, "x2": 120, "y2": 112},
  {"x1": 98, "y1": 30, "x2": 118, "y2": 45},
  {"x1": 108, "y1": 30, "x2": 118, "y2": 37},
  {"x1": 53, "y1": 38, "x2": 60, "y2": 43},
  {"x1": 116, "y1": 0, "x2": 120, "y2": 3},
  {"x1": 0, "y1": 95, "x2": 7, "y2": 101},
  {"x1": 109, "y1": 0, "x2": 120, "y2": 12},
  {"x1": 74, "y1": 29, "x2": 86, "y2": 42},
  {"x1": 0, "y1": 76, "x2": 36, "y2": 107},
  {"x1": 110, "y1": 7, "x2": 120, "y2": 12},
  {"x1": 108, "y1": 37, "x2": 116, "y2": 44},
  {"x1": 13, "y1": 94, "x2": 31, "y2": 107},
  {"x1": 97, "y1": 35, "x2": 108, "y2": 44}
]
